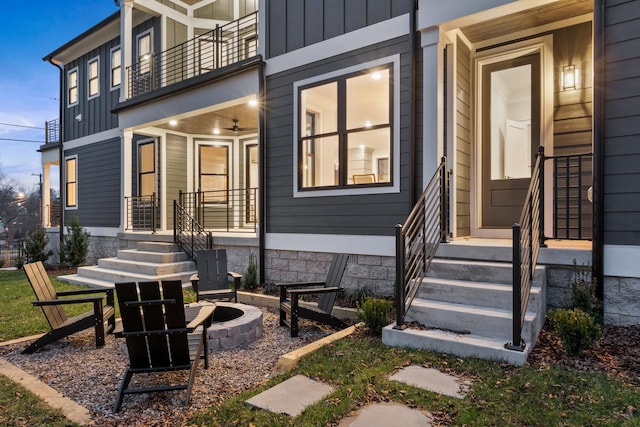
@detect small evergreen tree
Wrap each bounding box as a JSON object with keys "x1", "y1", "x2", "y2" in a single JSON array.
[
  {"x1": 243, "y1": 251, "x2": 258, "y2": 290},
  {"x1": 24, "y1": 227, "x2": 53, "y2": 264},
  {"x1": 60, "y1": 216, "x2": 90, "y2": 267}
]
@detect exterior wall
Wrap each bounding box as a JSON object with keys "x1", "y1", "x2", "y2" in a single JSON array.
[
  {"x1": 455, "y1": 37, "x2": 472, "y2": 237},
  {"x1": 266, "y1": 0, "x2": 411, "y2": 58},
  {"x1": 265, "y1": 36, "x2": 417, "y2": 236},
  {"x1": 64, "y1": 138, "x2": 121, "y2": 228},
  {"x1": 602, "y1": 0, "x2": 640, "y2": 325},
  {"x1": 63, "y1": 36, "x2": 120, "y2": 141},
  {"x1": 166, "y1": 133, "x2": 187, "y2": 229}
]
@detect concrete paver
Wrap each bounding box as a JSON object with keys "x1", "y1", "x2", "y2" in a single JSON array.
[
  {"x1": 389, "y1": 365, "x2": 469, "y2": 398},
  {"x1": 245, "y1": 374, "x2": 334, "y2": 417},
  {"x1": 338, "y1": 402, "x2": 432, "y2": 427}
]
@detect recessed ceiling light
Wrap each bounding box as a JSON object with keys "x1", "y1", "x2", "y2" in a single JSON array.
[
  {"x1": 364, "y1": 120, "x2": 372, "y2": 128},
  {"x1": 213, "y1": 128, "x2": 220, "y2": 135},
  {"x1": 248, "y1": 99, "x2": 258, "y2": 107},
  {"x1": 371, "y1": 72, "x2": 382, "y2": 80},
  {"x1": 169, "y1": 119, "x2": 177, "y2": 126}
]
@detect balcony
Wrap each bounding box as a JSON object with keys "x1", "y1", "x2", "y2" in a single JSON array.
[
  {"x1": 45, "y1": 119, "x2": 60, "y2": 145},
  {"x1": 127, "y1": 12, "x2": 258, "y2": 99}
]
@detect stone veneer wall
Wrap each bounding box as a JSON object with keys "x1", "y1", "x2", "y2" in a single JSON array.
[
  {"x1": 603, "y1": 276, "x2": 640, "y2": 326},
  {"x1": 264, "y1": 250, "x2": 396, "y2": 296},
  {"x1": 45, "y1": 230, "x2": 119, "y2": 266}
]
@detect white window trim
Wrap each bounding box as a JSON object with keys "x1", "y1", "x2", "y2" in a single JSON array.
[
  {"x1": 292, "y1": 55, "x2": 401, "y2": 198},
  {"x1": 67, "y1": 67, "x2": 79, "y2": 108},
  {"x1": 87, "y1": 56, "x2": 100, "y2": 100},
  {"x1": 196, "y1": 139, "x2": 233, "y2": 206},
  {"x1": 110, "y1": 45, "x2": 122, "y2": 91},
  {"x1": 64, "y1": 155, "x2": 78, "y2": 210}
]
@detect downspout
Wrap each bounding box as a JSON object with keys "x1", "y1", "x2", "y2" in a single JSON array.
[
  {"x1": 409, "y1": 0, "x2": 418, "y2": 207},
  {"x1": 258, "y1": 59, "x2": 266, "y2": 285},
  {"x1": 48, "y1": 58, "x2": 65, "y2": 258},
  {"x1": 592, "y1": 0, "x2": 605, "y2": 300}
]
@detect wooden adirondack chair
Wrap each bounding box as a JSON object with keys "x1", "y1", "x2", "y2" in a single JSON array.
[
  {"x1": 190, "y1": 249, "x2": 242, "y2": 303},
  {"x1": 22, "y1": 261, "x2": 116, "y2": 354},
  {"x1": 113, "y1": 280, "x2": 215, "y2": 412},
  {"x1": 277, "y1": 253, "x2": 349, "y2": 337}
]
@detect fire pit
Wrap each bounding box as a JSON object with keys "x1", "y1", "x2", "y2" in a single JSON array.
[{"x1": 206, "y1": 302, "x2": 263, "y2": 350}]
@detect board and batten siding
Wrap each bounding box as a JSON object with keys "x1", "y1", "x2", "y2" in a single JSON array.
[
  {"x1": 265, "y1": 36, "x2": 416, "y2": 236},
  {"x1": 603, "y1": 0, "x2": 640, "y2": 246},
  {"x1": 65, "y1": 138, "x2": 121, "y2": 227},
  {"x1": 165, "y1": 133, "x2": 188, "y2": 229},
  {"x1": 63, "y1": 36, "x2": 120, "y2": 141},
  {"x1": 455, "y1": 37, "x2": 472, "y2": 238},
  {"x1": 266, "y1": 0, "x2": 411, "y2": 58}
]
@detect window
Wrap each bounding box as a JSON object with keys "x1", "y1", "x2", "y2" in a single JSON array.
[
  {"x1": 65, "y1": 157, "x2": 77, "y2": 208},
  {"x1": 67, "y1": 68, "x2": 78, "y2": 107},
  {"x1": 111, "y1": 47, "x2": 121, "y2": 89},
  {"x1": 88, "y1": 57, "x2": 100, "y2": 99},
  {"x1": 298, "y1": 65, "x2": 392, "y2": 190},
  {"x1": 137, "y1": 32, "x2": 152, "y2": 75},
  {"x1": 138, "y1": 141, "x2": 155, "y2": 197},
  {"x1": 199, "y1": 145, "x2": 229, "y2": 203}
]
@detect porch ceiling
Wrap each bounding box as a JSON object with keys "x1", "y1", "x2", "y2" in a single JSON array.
[
  {"x1": 155, "y1": 102, "x2": 258, "y2": 137},
  {"x1": 460, "y1": 0, "x2": 593, "y2": 44}
]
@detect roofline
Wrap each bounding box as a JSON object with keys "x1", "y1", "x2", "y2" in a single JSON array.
[{"x1": 42, "y1": 11, "x2": 120, "y2": 63}]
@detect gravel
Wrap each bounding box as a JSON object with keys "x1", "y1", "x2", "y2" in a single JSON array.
[{"x1": 0, "y1": 307, "x2": 334, "y2": 426}]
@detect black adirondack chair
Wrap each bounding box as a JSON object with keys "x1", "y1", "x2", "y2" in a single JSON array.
[
  {"x1": 113, "y1": 280, "x2": 215, "y2": 412},
  {"x1": 277, "y1": 253, "x2": 349, "y2": 337},
  {"x1": 22, "y1": 261, "x2": 115, "y2": 354},
  {"x1": 190, "y1": 249, "x2": 241, "y2": 303}
]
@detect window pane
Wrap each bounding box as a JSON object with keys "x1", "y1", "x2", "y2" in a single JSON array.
[
  {"x1": 346, "y1": 69, "x2": 389, "y2": 130},
  {"x1": 66, "y1": 159, "x2": 76, "y2": 181},
  {"x1": 65, "y1": 158, "x2": 76, "y2": 207},
  {"x1": 200, "y1": 146, "x2": 227, "y2": 174},
  {"x1": 66, "y1": 183, "x2": 76, "y2": 207},
  {"x1": 69, "y1": 87, "x2": 78, "y2": 104},
  {"x1": 89, "y1": 79, "x2": 99, "y2": 97},
  {"x1": 347, "y1": 128, "x2": 391, "y2": 184},
  {"x1": 140, "y1": 174, "x2": 155, "y2": 196},
  {"x1": 89, "y1": 60, "x2": 98, "y2": 78},
  {"x1": 301, "y1": 135, "x2": 339, "y2": 188},
  {"x1": 69, "y1": 71, "x2": 77, "y2": 87},
  {"x1": 301, "y1": 82, "x2": 337, "y2": 134},
  {"x1": 112, "y1": 49, "x2": 121, "y2": 68},
  {"x1": 139, "y1": 143, "x2": 155, "y2": 173}
]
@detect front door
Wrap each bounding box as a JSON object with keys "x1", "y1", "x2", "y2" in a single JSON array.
[{"x1": 481, "y1": 53, "x2": 540, "y2": 228}]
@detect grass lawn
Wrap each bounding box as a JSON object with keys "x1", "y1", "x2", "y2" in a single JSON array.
[{"x1": 1, "y1": 270, "x2": 638, "y2": 426}]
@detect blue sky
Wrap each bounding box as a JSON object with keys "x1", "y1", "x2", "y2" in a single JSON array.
[{"x1": 0, "y1": 1, "x2": 118, "y2": 192}]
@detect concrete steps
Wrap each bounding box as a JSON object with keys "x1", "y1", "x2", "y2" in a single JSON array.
[
  {"x1": 383, "y1": 253, "x2": 546, "y2": 366},
  {"x1": 57, "y1": 242, "x2": 196, "y2": 289}
]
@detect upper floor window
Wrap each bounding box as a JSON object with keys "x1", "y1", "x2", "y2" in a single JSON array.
[
  {"x1": 111, "y1": 47, "x2": 121, "y2": 89},
  {"x1": 199, "y1": 144, "x2": 229, "y2": 203},
  {"x1": 297, "y1": 65, "x2": 392, "y2": 191},
  {"x1": 88, "y1": 57, "x2": 100, "y2": 99},
  {"x1": 67, "y1": 68, "x2": 78, "y2": 107},
  {"x1": 137, "y1": 32, "x2": 152, "y2": 75},
  {"x1": 65, "y1": 156, "x2": 77, "y2": 208}
]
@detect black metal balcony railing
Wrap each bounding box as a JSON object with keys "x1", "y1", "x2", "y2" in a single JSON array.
[
  {"x1": 46, "y1": 203, "x2": 61, "y2": 228},
  {"x1": 178, "y1": 188, "x2": 257, "y2": 233},
  {"x1": 550, "y1": 153, "x2": 593, "y2": 240},
  {"x1": 45, "y1": 119, "x2": 60, "y2": 145},
  {"x1": 124, "y1": 194, "x2": 159, "y2": 232},
  {"x1": 128, "y1": 12, "x2": 258, "y2": 99}
]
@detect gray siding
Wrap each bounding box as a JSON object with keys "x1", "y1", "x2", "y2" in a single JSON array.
[
  {"x1": 603, "y1": 0, "x2": 640, "y2": 246},
  {"x1": 65, "y1": 138, "x2": 121, "y2": 227},
  {"x1": 456, "y1": 38, "x2": 472, "y2": 237},
  {"x1": 64, "y1": 37, "x2": 120, "y2": 141},
  {"x1": 265, "y1": 36, "x2": 417, "y2": 236},
  {"x1": 166, "y1": 133, "x2": 187, "y2": 229},
  {"x1": 266, "y1": 0, "x2": 411, "y2": 58}
]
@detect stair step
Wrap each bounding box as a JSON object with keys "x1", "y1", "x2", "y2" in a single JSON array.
[
  {"x1": 418, "y1": 277, "x2": 542, "y2": 309},
  {"x1": 96, "y1": 258, "x2": 195, "y2": 276},
  {"x1": 136, "y1": 241, "x2": 181, "y2": 253},
  {"x1": 405, "y1": 299, "x2": 538, "y2": 342},
  {"x1": 428, "y1": 258, "x2": 545, "y2": 286},
  {"x1": 382, "y1": 324, "x2": 531, "y2": 366},
  {"x1": 62, "y1": 267, "x2": 195, "y2": 287},
  {"x1": 117, "y1": 249, "x2": 189, "y2": 263}
]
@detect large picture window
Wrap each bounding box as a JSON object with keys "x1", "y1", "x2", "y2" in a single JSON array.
[
  {"x1": 65, "y1": 157, "x2": 77, "y2": 208},
  {"x1": 199, "y1": 145, "x2": 229, "y2": 203},
  {"x1": 88, "y1": 57, "x2": 100, "y2": 99},
  {"x1": 298, "y1": 65, "x2": 392, "y2": 190},
  {"x1": 67, "y1": 68, "x2": 78, "y2": 107}
]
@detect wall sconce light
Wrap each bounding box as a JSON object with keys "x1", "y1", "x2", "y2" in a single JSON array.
[
  {"x1": 75, "y1": 114, "x2": 82, "y2": 122},
  {"x1": 561, "y1": 65, "x2": 579, "y2": 90}
]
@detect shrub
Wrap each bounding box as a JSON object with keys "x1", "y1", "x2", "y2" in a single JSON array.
[
  {"x1": 338, "y1": 287, "x2": 373, "y2": 308},
  {"x1": 549, "y1": 308, "x2": 601, "y2": 356},
  {"x1": 60, "y1": 216, "x2": 90, "y2": 268},
  {"x1": 570, "y1": 260, "x2": 602, "y2": 324},
  {"x1": 261, "y1": 283, "x2": 277, "y2": 296},
  {"x1": 243, "y1": 251, "x2": 258, "y2": 290},
  {"x1": 24, "y1": 227, "x2": 53, "y2": 264},
  {"x1": 356, "y1": 297, "x2": 393, "y2": 335}
]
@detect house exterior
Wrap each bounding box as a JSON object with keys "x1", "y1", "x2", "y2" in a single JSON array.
[{"x1": 39, "y1": 0, "x2": 639, "y2": 352}]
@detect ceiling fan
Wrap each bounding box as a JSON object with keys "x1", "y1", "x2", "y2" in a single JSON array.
[{"x1": 224, "y1": 119, "x2": 256, "y2": 133}]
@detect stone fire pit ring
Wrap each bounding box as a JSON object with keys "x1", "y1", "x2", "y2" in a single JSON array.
[{"x1": 205, "y1": 302, "x2": 263, "y2": 350}]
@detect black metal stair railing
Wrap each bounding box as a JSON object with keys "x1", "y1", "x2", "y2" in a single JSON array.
[
  {"x1": 174, "y1": 199, "x2": 212, "y2": 260},
  {"x1": 394, "y1": 157, "x2": 450, "y2": 328}
]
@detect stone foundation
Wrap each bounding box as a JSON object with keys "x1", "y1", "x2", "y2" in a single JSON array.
[
  {"x1": 604, "y1": 276, "x2": 640, "y2": 325},
  {"x1": 45, "y1": 230, "x2": 119, "y2": 266}
]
